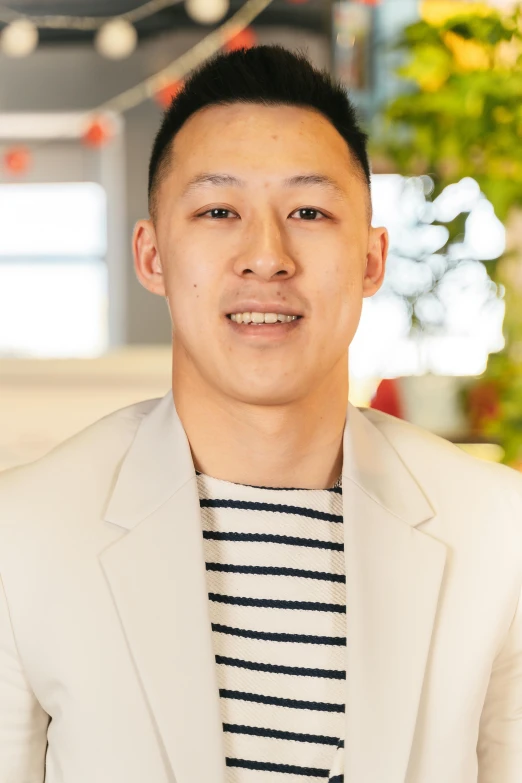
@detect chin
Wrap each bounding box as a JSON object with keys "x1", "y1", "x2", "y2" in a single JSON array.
[{"x1": 226, "y1": 381, "x2": 309, "y2": 407}]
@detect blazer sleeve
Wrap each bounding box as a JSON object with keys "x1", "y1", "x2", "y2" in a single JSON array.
[
  {"x1": 0, "y1": 574, "x2": 49, "y2": 783},
  {"x1": 477, "y1": 582, "x2": 522, "y2": 782}
]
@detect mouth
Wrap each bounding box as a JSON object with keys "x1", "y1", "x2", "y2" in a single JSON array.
[
  {"x1": 225, "y1": 312, "x2": 304, "y2": 339},
  {"x1": 226, "y1": 314, "x2": 303, "y2": 323}
]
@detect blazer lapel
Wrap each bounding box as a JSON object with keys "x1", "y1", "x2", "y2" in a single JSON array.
[
  {"x1": 342, "y1": 405, "x2": 447, "y2": 783},
  {"x1": 99, "y1": 390, "x2": 227, "y2": 783}
]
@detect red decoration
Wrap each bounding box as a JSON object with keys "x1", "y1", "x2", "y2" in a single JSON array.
[
  {"x1": 3, "y1": 146, "x2": 31, "y2": 175},
  {"x1": 82, "y1": 116, "x2": 115, "y2": 147},
  {"x1": 154, "y1": 79, "x2": 184, "y2": 109},
  {"x1": 223, "y1": 26, "x2": 257, "y2": 52},
  {"x1": 370, "y1": 378, "x2": 405, "y2": 420},
  {"x1": 467, "y1": 381, "x2": 500, "y2": 431}
]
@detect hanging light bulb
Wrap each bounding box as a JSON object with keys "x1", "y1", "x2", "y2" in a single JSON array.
[
  {"x1": 0, "y1": 19, "x2": 39, "y2": 58},
  {"x1": 185, "y1": 0, "x2": 229, "y2": 25},
  {"x1": 95, "y1": 18, "x2": 137, "y2": 60}
]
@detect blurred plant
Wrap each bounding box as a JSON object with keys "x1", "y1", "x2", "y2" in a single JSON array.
[
  {"x1": 374, "y1": 1, "x2": 522, "y2": 222},
  {"x1": 371, "y1": 0, "x2": 522, "y2": 464}
]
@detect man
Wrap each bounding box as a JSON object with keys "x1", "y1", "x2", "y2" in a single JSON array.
[{"x1": 0, "y1": 44, "x2": 521, "y2": 783}]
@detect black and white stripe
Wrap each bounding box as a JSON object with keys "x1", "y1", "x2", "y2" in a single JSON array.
[{"x1": 197, "y1": 470, "x2": 345, "y2": 783}]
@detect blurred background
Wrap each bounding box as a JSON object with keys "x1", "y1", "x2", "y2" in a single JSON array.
[{"x1": 1, "y1": 0, "x2": 522, "y2": 471}]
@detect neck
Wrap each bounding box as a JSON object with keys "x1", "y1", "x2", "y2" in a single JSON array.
[{"x1": 172, "y1": 355, "x2": 349, "y2": 490}]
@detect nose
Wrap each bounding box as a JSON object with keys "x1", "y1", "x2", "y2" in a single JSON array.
[{"x1": 232, "y1": 212, "x2": 296, "y2": 281}]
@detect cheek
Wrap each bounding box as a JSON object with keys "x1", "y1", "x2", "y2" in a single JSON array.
[
  {"x1": 320, "y1": 257, "x2": 363, "y2": 307},
  {"x1": 165, "y1": 241, "x2": 217, "y2": 311},
  {"x1": 169, "y1": 278, "x2": 205, "y2": 330},
  {"x1": 320, "y1": 266, "x2": 364, "y2": 342}
]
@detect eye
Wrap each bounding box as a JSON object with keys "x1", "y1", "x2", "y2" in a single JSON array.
[
  {"x1": 196, "y1": 206, "x2": 328, "y2": 221},
  {"x1": 290, "y1": 207, "x2": 327, "y2": 221},
  {"x1": 197, "y1": 207, "x2": 238, "y2": 219}
]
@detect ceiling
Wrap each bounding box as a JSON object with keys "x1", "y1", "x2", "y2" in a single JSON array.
[{"x1": 1, "y1": 0, "x2": 332, "y2": 41}]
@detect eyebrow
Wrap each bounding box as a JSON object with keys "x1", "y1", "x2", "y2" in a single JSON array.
[{"x1": 180, "y1": 172, "x2": 347, "y2": 201}]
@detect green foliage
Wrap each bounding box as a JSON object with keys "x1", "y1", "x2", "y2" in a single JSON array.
[
  {"x1": 371, "y1": 3, "x2": 522, "y2": 464},
  {"x1": 372, "y1": 5, "x2": 522, "y2": 221}
]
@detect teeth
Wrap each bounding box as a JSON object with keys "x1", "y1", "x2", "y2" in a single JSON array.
[{"x1": 230, "y1": 312, "x2": 298, "y2": 324}]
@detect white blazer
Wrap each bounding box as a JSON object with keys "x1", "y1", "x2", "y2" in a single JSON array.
[{"x1": 0, "y1": 389, "x2": 521, "y2": 783}]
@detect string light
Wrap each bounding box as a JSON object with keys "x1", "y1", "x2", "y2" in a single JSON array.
[
  {"x1": 185, "y1": 0, "x2": 229, "y2": 25},
  {"x1": 95, "y1": 18, "x2": 138, "y2": 59},
  {"x1": 0, "y1": 18, "x2": 38, "y2": 57},
  {"x1": 0, "y1": 0, "x2": 273, "y2": 179},
  {"x1": 0, "y1": 0, "x2": 272, "y2": 67},
  {"x1": 94, "y1": 0, "x2": 272, "y2": 115},
  {"x1": 0, "y1": 0, "x2": 273, "y2": 180},
  {"x1": 0, "y1": 0, "x2": 184, "y2": 30}
]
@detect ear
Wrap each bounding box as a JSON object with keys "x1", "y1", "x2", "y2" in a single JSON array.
[
  {"x1": 363, "y1": 226, "x2": 389, "y2": 298},
  {"x1": 133, "y1": 219, "x2": 166, "y2": 296}
]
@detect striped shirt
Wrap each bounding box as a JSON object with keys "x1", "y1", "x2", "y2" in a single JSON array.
[{"x1": 196, "y1": 470, "x2": 346, "y2": 783}]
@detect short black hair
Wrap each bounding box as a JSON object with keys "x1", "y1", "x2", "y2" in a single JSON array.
[{"x1": 148, "y1": 44, "x2": 371, "y2": 221}]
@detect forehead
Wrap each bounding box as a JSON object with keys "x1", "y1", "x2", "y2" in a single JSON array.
[{"x1": 169, "y1": 103, "x2": 356, "y2": 181}]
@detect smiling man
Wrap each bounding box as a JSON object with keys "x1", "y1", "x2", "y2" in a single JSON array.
[{"x1": 1, "y1": 45, "x2": 522, "y2": 783}]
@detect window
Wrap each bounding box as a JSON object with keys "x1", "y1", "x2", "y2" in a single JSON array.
[{"x1": 0, "y1": 182, "x2": 108, "y2": 357}]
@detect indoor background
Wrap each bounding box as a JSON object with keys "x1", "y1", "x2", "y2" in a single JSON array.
[{"x1": 1, "y1": 0, "x2": 521, "y2": 471}]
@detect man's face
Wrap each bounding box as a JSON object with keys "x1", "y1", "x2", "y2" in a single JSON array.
[{"x1": 134, "y1": 103, "x2": 388, "y2": 406}]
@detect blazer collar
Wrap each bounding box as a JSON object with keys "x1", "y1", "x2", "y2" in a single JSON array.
[
  {"x1": 104, "y1": 389, "x2": 195, "y2": 530},
  {"x1": 342, "y1": 399, "x2": 434, "y2": 528},
  {"x1": 105, "y1": 389, "x2": 434, "y2": 531}
]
